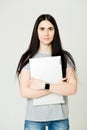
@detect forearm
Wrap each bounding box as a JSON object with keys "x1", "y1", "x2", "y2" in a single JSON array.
[
  {"x1": 20, "y1": 87, "x2": 50, "y2": 99},
  {"x1": 27, "y1": 78, "x2": 77, "y2": 97},
  {"x1": 50, "y1": 81, "x2": 77, "y2": 96}
]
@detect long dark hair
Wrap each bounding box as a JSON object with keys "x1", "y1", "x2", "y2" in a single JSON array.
[{"x1": 16, "y1": 14, "x2": 76, "y2": 77}]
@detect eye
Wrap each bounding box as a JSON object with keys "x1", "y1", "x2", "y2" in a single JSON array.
[
  {"x1": 49, "y1": 27, "x2": 54, "y2": 31},
  {"x1": 40, "y1": 27, "x2": 45, "y2": 30}
]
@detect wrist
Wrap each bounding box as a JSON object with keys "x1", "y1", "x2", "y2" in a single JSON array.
[
  {"x1": 44, "y1": 83, "x2": 50, "y2": 89},
  {"x1": 49, "y1": 83, "x2": 55, "y2": 93}
]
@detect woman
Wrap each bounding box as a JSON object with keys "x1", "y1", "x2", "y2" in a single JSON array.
[{"x1": 16, "y1": 14, "x2": 77, "y2": 130}]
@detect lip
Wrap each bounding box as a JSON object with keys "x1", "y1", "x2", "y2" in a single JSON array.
[{"x1": 43, "y1": 38, "x2": 50, "y2": 40}]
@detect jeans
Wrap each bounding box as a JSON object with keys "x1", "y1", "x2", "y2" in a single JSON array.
[{"x1": 24, "y1": 119, "x2": 69, "y2": 130}]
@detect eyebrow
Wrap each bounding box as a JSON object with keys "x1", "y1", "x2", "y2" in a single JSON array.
[{"x1": 39, "y1": 26, "x2": 54, "y2": 29}]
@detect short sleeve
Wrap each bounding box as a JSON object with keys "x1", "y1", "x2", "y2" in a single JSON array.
[
  {"x1": 67, "y1": 57, "x2": 74, "y2": 68},
  {"x1": 23, "y1": 63, "x2": 30, "y2": 70}
]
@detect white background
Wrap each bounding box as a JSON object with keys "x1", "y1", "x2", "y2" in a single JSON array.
[{"x1": 0, "y1": 0, "x2": 87, "y2": 130}]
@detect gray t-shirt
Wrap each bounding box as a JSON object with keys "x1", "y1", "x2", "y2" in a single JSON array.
[{"x1": 23, "y1": 52, "x2": 72, "y2": 121}]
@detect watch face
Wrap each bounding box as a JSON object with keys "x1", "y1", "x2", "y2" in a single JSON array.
[{"x1": 45, "y1": 83, "x2": 50, "y2": 89}]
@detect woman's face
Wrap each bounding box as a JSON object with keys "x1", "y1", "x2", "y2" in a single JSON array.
[{"x1": 37, "y1": 20, "x2": 55, "y2": 46}]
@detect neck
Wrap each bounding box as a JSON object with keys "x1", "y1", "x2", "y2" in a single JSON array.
[{"x1": 38, "y1": 44, "x2": 52, "y2": 55}]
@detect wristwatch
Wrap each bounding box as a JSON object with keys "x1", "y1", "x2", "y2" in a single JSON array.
[{"x1": 45, "y1": 83, "x2": 50, "y2": 89}]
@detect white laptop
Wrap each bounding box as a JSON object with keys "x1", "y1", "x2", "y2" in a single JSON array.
[{"x1": 29, "y1": 56, "x2": 65, "y2": 105}]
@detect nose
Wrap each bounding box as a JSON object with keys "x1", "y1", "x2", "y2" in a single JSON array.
[{"x1": 44, "y1": 30, "x2": 49, "y2": 36}]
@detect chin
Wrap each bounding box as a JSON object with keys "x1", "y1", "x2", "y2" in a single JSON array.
[
  {"x1": 43, "y1": 41, "x2": 52, "y2": 45},
  {"x1": 44, "y1": 42, "x2": 51, "y2": 45}
]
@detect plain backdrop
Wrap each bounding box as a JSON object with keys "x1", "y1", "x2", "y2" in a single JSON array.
[{"x1": 0, "y1": 0, "x2": 87, "y2": 130}]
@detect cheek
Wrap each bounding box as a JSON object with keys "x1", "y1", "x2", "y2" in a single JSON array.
[
  {"x1": 51, "y1": 33, "x2": 55, "y2": 40},
  {"x1": 38, "y1": 31, "x2": 42, "y2": 37},
  {"x1": 37, "y1": 32, "x2": 41, "y2": 39},
  {"x1": 38, "y1": 33, "x2": 43, "y2": 39}
]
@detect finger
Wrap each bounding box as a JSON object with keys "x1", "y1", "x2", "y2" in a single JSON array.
[{"x1": 62, "y1": 77, "x2": 67, "y2": 82}]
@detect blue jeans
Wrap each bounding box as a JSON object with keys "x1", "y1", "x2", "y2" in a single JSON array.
[{"x1": 24, "y1": 119, "x2": 69, "y2": 130}]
